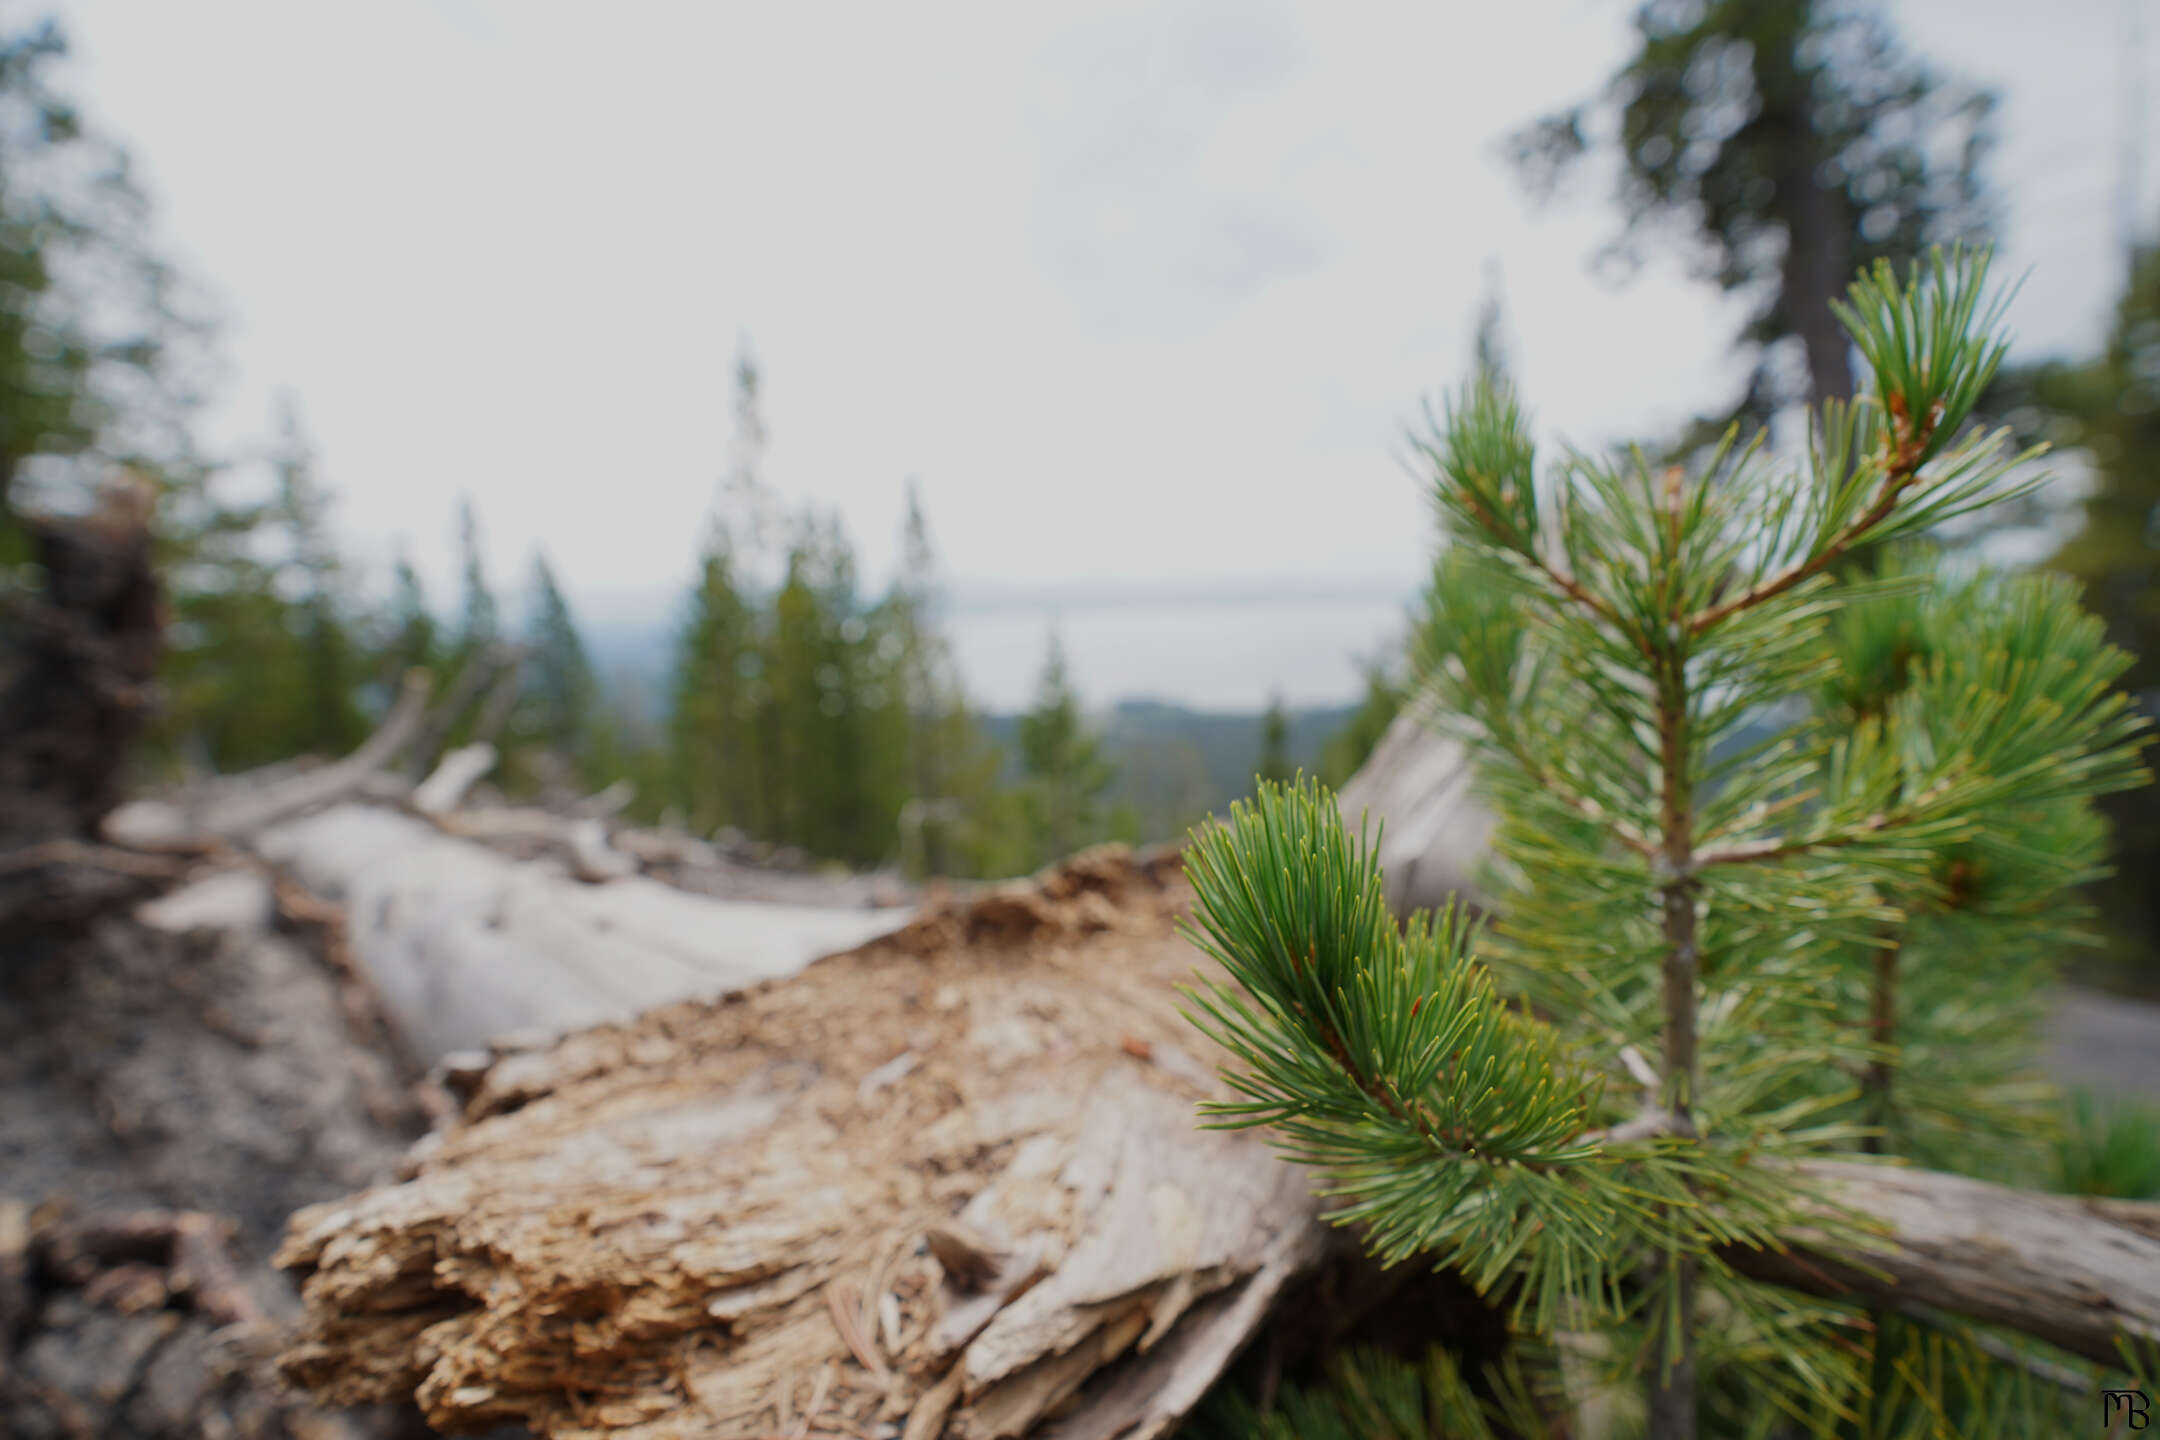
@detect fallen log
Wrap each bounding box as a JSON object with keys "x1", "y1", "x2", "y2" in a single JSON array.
[
  {"x1": 403, "y1": 643, "x2": 518, "y2": 783},
  {"x1": 1725, "y1": 1161, "x2": 2160, "y2": 1369},
  {"x1": 411, "y1": 742, "x2": 498, "y2": 817},
  {"x1": 192, "y1": 670, "x2": 433, "y2": 840},
  {"x1": 433, "y1": 804, "x2": 641, "y2": 883},
  {"x1": 1333, "y1": 704, "x2": 1495, "y2": 917},
  {"x1": 272, "y1": 848, "x2": 2160, "y2": 1437},
  {"x1": 275, "y1": 848, "x2": 1329, "y2": 1439},
  {"x1": 253, "y1": 804, "x2": 912, "y2": 1062}
]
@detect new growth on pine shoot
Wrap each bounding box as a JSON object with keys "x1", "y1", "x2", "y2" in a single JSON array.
[{"x1": 1178, "y1": 248, "x2": 2153, "y2": 1438}]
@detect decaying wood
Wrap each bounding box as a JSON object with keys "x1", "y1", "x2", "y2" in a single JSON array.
[
  {"x1": 433, "y1": 804, "x2": 641, "y2": 883},
  {"x1": 576, "y1": 780, "x2": 638, "y2": 821},
  {"x1": 1729, "y1": 1160, "x2": 2160, "y2": 1369},
  {"x1": 193, "y1": 671, "x2": 433, "y2": 840},
  {"x1": 403, "y1": 643, "x2": 518, "y2": 784},
  {"x1": 252, "y1": 804, "x2": 913, "y2": 1063},
  {"x1": 466, "y1": 645, "x2": 526, "y2": 750},
  {"x1": 566, "y1": 817, "x2": 639, "y2": 882},
  {"x1": 412, "y1": 743, "x2": 498, "y2": 817},
  {"x1": 272, "y1": 846, "x2": 2160, "y2": 1437},
  {"x1": 1333, "y1": 704, "x2": 1495, "y2": 917},
  {"x1": 275, "y1": 848, "x2": 1332, "y2": 1439}
]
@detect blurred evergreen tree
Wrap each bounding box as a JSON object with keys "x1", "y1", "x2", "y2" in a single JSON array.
[
  {"x1": 381, "y1": 543, "x2": 441, "y2": 686},
  {"x1": 1508, "y1": 0, "x2": 1996, "y2": 428},
  {"x1": 517, "y1": 550, "x2": 596, "y2": 773},
  {"x1": 1182, "y1": 251, "x2": 2149, "y2": 1438},
  {"x1": 670, "y1": 346, "x2": 776, "y2": 837},
  {"x1": 1255, "y1": 693, "x2": 1292, "y2": 788},
  {"x1": 1016, "y1": 628, "x2": 1114, "y2": 865},
  {"x1": 1108, "y1": 734, "x2": 1214, "y2": 848},
  {"x1": 0, "y1": 18, "x2": 205, "y2": 567},
  {"x1": 1316, "y1": 657, "x2": 1403, "y2": 788},
  {"x1": 451, "y1": 496, "x2": 498, "y2": 667},
  {"x1": 764, "y1": 513, "x2": 878, "y2": 862},
  {"x1": 882, "y1": 478, "x2": 1008, "y2": 876},
  {"x1": 0, "y1": 14, "x2": 245, "y2": 785},
  {"x1": 661, "y1": 358, "x2": 1029, "y2": 874},
  {"x1": 1315, "y1": 276, "x2": 1512, "y2": 791},
  {"x1": 1983, "y1": 242, "x2": 2160, "y2": 985},
  {"x1": 268, "y1": 396, "x2": 365, "y2": 756},
  {"x1": 671, "y1": 529, "x2": 759, "y2": 835}
]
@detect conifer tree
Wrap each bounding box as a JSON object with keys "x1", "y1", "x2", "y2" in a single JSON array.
[
  {"x1": 0, "y1": 17, "x2": 205, "y2": 567},
  {"x1": 884, "y1": 478, "x2": 1004, "y2": 875},
  {"x1": 1255, "y1": 693, "x2": 1293, "y2": 788},
  {"x1": 1182, "y1": 250, "x2": 2151, "y2": 1436},
  {"x1": 1017, "y1": 627, "x2": 1114, "y2": 865},
  {"x1": 670, "y1": 344, "x2": 776, "y2": 836},
  {"x1": 452, "y1": 496, "x2": 498, "y2": 667},
  {"x1": 1106, "y1": 735, "x2": 1214, "y2": 849},
  {"x1": 1317, "y1": 657, "x2": 1403, "y2": 789},
  {"x1": 382, "y1": 543, "x2": 440, "y2": 685},
  {"x1": 670, "y1": 529, "x2": 758, "y2": 835},
  {"x1": 1985, "y1": 241, "x2": 2160, "y2": 983},
  {"x1": 518, "y1": 550, "x2": 596, "y2": 767},
  {"x1": 766, "y1": 512, "x2": 882, "y2": 863},
  {"x1": 269, "y1": 396, "x2": 364, "y2": 756},
  {"x1": 1319, "y1": 273, "x2": 1508, "y2": 789},
  {"x1": 1510, "y1": 0, "x2": 1996, "y2": 426}
]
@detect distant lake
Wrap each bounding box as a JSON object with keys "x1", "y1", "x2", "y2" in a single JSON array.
[{"x1": 948, "y1": 595, "x2": 1413, "y2": 712}]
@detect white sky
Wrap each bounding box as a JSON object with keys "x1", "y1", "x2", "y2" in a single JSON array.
[{"x1": 37, "y1": 0, "x2": 2160, "y2": 660}]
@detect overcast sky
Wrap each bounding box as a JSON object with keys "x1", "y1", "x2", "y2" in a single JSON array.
[{"x1": 38, "y1": 0, "x2": 2160, "y2": 647}]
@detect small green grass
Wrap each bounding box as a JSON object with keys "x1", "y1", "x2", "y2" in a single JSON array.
[{"x1": 2052, "y1": 1088, "x2": 2160, "y2": 1200}]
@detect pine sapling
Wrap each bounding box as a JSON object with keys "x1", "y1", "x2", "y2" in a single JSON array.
[{"x1": 1181, "y1": 248, "x2": 2153, "y2": 1438}]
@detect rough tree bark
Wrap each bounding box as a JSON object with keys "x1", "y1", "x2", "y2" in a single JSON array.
[
  {"x1": 276, "y1": 849, "x2": 1331, "y2": 1439},
  {"x1": 1331, "y1": 705, "x2": 1494, "y2": 919},
  {"x1": 268, "y1": 848, "x2": 2160, "y2": 1438}
]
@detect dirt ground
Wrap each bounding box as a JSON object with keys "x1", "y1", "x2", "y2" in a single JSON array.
[{"x1": 2043, "y1": 986, "x2": 2160, "y2": 1103}]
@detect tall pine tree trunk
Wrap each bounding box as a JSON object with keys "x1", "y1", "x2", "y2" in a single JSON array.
[{"x1": 1758, "y1": 1, "x2": 1855, "y2": 407}]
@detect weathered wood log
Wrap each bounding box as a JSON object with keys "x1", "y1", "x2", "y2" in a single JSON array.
[
  {"x1": 404, "y1": 643, "x2": 517, "y2": 783},
  {"x1": 432, "y1": 804, "x2": 641, "y2": 883},
  {"x1": 1726, "y1": 1160, "x2": 2160, "y2": 1369},
  {"x1": 575, "y1": 779, "x2": 638, "y2": 821},
  {"x1": 1333, "y1": 704, "x2": 1495, "y2": 917},
  {"x1": 253, "y1": 804, "x2": 912, "y2": 1062},
  {"x1": 564, "y1": 817, "x2": 639, "y2": 883},
  {"x1": 412, "y1": 742, "x2": 497, "y2": 817},
  {"x1": 271, "y1": 848, "x2": 2160, "y2": 1437},
  {"x1": 466, "y1": 645, "x2": 526, "y2": 750},
  {"x1": 275, "y1": 848, "x2": 1331, "y2": 1439},
  {"x1": 193, "y1": 670, "x2": 433, "y2": 840}
]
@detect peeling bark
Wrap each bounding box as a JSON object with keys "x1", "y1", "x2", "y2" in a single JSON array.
[
  {"x1": 271, "y1": 848, "x2": 2160, "y2": 1437},
  {"x1": 276, "y1": 848, "x2": 1329, "y2": 1439}
]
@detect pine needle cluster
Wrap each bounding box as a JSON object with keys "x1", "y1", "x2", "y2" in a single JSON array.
[{"x1": 1180, "y1": 249, "x2": 2154, "y2": 1437}]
